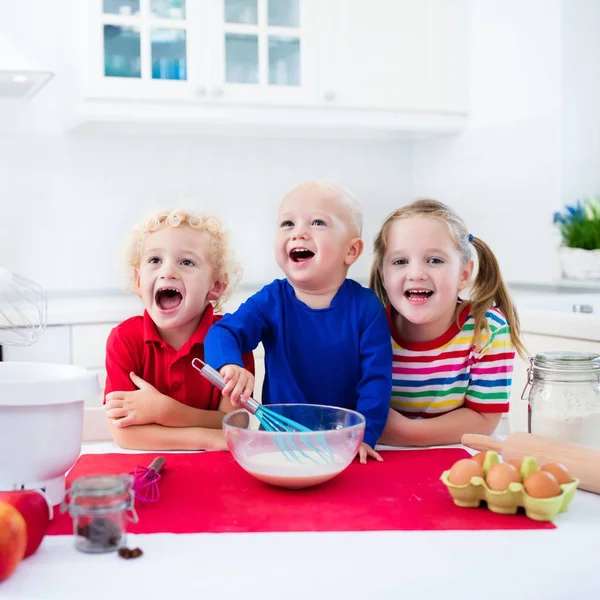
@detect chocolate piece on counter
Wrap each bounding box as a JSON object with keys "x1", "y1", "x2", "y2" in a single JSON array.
[{"x1": 118, "y1": 546, "x2": 144, "y2": 560}]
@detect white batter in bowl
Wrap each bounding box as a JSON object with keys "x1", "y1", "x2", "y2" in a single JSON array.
[{"x1": 223, "y1": 404, "x2": 365, "y2": 489}]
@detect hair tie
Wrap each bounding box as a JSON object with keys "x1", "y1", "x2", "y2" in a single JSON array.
[{"x1": 468, "y1": 233, "x2": 474, "y2": 243}]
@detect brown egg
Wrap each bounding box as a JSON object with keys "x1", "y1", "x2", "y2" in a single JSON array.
[
  {"x1": 448, "y1": 459, "x2": 484, "y2": 485},
  {"x1": 471, "y1": 452, "x2": 487, "y2": 466},
  {"x1": 524, "y1": 471, "x2": 562, "y2": 498},
  {"x1": 485, "y1": 463, "x2": 521, "y2": 491},
  {"x1": 540, "y1": 462, "x2": 573, "y2": 485},
  {"x1": 507, "y1": 458, "x2": 522, "y2": 473}
]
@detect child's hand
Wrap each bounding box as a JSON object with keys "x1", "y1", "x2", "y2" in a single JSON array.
[
  {"x1": 219, "y1": 365, "x2": 254, "y2": 406},
  {"x1": 357, "y1": 442, "x2": 383, "y2": 464},
  {"x1": 105, "y1": 372, "x2": 173, "y2": 427}
]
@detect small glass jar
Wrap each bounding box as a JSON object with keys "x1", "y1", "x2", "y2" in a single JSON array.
[
  {"x1": 522, "y1": 351, "x2": 600, "y2": 448},
  {"x1": 61, "y1": 474, "x2": 138, "y2": 553}
]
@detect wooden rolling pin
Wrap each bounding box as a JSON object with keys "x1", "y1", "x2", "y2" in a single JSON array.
[{"x1": 462, "y1": 432, "x2": 600, "y2": 494}]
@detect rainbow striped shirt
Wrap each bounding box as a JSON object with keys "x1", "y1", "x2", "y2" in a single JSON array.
[{"x1": 387, "y1": 304, "x2": 515, "y2": 417}]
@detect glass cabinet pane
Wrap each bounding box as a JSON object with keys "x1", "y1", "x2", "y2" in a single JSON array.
[
  {"x1": 151, "y1": 0, "x2": 186, "y2": 19},
  {"x1": 225, "y1": 34, "x2": 258, "y2": 83},
  {"x1": 104, "y1": 25, "x2": 141, "y2": 78},
  {"x1": 151, "y1": 29, "x2": 187, "y2": 80},
  {"x1": 269, "y1": 36, "x2": 300, "y2": 85},
  {"x1": 103, "y1": 0, "x2": 140, "y2": 16},
  {"x1": 268, "y1": 0, "x2": 299, "y2": 27},
  {"x1": 224, "y1": 0, "x2": 258, "y2": 25}
]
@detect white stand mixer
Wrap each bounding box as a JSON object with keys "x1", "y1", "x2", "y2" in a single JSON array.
[{"x1": 0, "y1": 267, "x2": 98, "y2": 506}]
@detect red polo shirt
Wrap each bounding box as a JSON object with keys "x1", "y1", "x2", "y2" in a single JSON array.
[{"x1": 104, "y1": 304, "x2": 254, "y2": 410}]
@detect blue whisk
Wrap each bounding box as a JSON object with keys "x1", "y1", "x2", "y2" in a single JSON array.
[{"x1": 191, "y1": 358, "x2": 334, "y2": 465}]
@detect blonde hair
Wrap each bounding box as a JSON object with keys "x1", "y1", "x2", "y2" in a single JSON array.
[
  {"x1": 124, "y1": 209, "x2": 241, "y2": 312},
  {"x1": 369, "y1": 199, "x2": 527, "y2": 359},
  {"x1": 282, "y1": 180, "x2": 364, "y2": 237}
]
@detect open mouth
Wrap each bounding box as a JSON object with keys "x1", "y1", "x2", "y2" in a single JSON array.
[
  {"x1": 289, "y1": 248, "x2": 315, "y2": 263},
  {"x1": 155, "y1": 287, "x2": 183, "y2": 310},
  {"x1": 404, "y1": 289, "x2": 434, "y2": 301}
]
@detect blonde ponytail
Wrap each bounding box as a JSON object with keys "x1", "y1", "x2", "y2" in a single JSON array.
[{"x1": 470, "y1": 236, "x2": 527, "y2": 359}]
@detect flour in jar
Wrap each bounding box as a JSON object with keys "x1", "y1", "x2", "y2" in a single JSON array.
[
  {"x1": 242, "y1": 451, "x2": 348, "y2": 489},
  {"x1": 531, "y1": 412, "x2": 600, "y2": 447},
  {"x1": 530, "y1": 385, "x2": 600, "y2": 448}
]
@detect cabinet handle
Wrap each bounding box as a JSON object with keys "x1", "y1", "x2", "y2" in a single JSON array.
[
  {"x1": 324, "y1": 90, "x2": 336, "y2": 101},
  {"x1": 197, "y1": 86, "x2": 207, "y2": 97},
  {"x1": 212, "y1": 87, "x2": 224, "y2": 98}
]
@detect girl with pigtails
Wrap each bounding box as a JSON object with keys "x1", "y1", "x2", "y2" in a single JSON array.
[{"x1": 369, "y1": 199, "x2": 527, "y2": 447}]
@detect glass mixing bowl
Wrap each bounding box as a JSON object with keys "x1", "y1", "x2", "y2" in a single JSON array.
[{"x1": 222, "y1": 404, "x2": 365, "y2": 489}]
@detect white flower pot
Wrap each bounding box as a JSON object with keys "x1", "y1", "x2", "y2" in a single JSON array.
[{"x1": 558, "y1": 246, "x2": 600, "y2": 280}]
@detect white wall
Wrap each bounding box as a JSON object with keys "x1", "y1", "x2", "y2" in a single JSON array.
[
  {"x1": 561, "y1": 0, "x2": 600, "y2": 205},
  {"x1": 410, "y1": 0, "x2": 564, "y2": 284},
  {"x1": 0, "y1": 0, "x2": 411, "y2": 293}
]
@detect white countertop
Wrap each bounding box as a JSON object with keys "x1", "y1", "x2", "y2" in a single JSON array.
[{"x1": 2, "y1": 442, "x2": 600, "y2": 600}]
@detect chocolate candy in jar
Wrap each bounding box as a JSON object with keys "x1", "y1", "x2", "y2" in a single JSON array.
[
  {"x1": 523, "y1": 352, "x2": 600, "y2": 448},
  {"x1": 61, "y1": 474, "x2": 139, "y2": 553}
]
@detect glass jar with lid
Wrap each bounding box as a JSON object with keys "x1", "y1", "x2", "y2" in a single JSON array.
[
  {"x1": 522, "y1": 351, "x2": 600, "y2": 448},
  {"x1": 61, "y1": 474, "x2": 138, "y2": 553}
]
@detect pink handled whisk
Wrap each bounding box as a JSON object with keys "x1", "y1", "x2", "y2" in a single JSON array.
[{"x1": 129, "y1": 457, "x2": 166, "y2": 503}]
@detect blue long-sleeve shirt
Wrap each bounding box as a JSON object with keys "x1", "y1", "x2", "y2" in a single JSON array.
[{"x1": 204, "y1": 279, "x2": 392, "y2": 448}]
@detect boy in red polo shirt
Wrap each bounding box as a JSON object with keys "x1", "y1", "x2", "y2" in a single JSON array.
[{"x1": 104, "y1": 209, "x2": 253, "y2": 450}]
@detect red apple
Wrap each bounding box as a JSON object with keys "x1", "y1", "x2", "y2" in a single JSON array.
[
  {"x1": 0, "y1": 502, "x2": 27, "y2": 582},
  {"x1": 0, "y1": 491, "x2": 51, "y2": 558}
]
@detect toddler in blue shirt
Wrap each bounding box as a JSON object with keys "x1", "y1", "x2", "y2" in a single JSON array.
[{"x1": 204, "y1": 181, "x2": 392, "y2": 463}]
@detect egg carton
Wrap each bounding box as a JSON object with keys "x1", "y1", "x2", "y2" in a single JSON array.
[{"x1": 440, "y1": 451, "x2": 578, "y2": 522}]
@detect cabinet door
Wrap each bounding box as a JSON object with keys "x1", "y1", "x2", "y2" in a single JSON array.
[
  {"x1": 318, "y1": 0, "x2": 469, "y2": 112},
  {"x1": 81, "y1": 0, "x2": 208, "y2": 101},
  {"x1": 206, "y1": 0, "x2": 318, "y2": 105},
  {"x1": 1, "y1": 326, "x2": 71, "y2": 364}
]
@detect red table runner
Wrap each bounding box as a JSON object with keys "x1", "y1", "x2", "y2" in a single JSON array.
[{"x1": 48, "y1": 449, "x2": 554, "y2": 535}]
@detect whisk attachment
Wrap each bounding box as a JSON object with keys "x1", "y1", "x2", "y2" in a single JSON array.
[
  {"x1": 0, "y1": 267, "x2": 47, "y2": 346},
  {"x1": 129, "y1": 457, "x2": 165, "y2": 503},
  {"x1": 191, "y1": 358, "x2": 334, "y2": 465}
]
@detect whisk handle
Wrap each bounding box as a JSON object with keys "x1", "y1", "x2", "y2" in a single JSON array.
[
  {"x1": 191, "y1": 358, "x2": 259, "y2": 414},
  {"x1": 191, "y1": 358, "x2": 226, "y2": 390},
  {"x1": 149, "y1": 457, "x2": 166, "y2": 475}
]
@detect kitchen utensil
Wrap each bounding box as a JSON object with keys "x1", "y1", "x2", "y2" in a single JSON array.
[
  {"x1": 0, "y1": 266, "x2": 46, "y2": 346},
  {"x1": 223, "y1": 404, "x2": 364, "y2": 489},
  {"x1": 0, "y1": 362, "x2": 99, "y2": 505},
  {"x1": 462, "y1": 432, "x2": 600, "y2": 494},
  {"x1": 191, "y1": 358, "x2": 335, "y2": 464},
  {"x1": 130, "y1": 457, "x2": 165, "y2": 503}
]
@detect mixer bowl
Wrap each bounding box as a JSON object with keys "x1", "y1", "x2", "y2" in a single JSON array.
[
  {"x1": 0, "y1": 362, "x2": 98, "y2": 506},
  {"x1": 222, "y1": 404, "x2": 365, "y2": 489}
]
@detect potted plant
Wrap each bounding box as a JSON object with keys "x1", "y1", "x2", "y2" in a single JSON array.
[{"x1": 554, "y1": 196, "x2": 600, "y2": 279}]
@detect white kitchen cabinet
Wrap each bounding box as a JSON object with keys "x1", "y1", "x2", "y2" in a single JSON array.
[
  {"x1": 207, "y1": 0, "x2": 319, "y2": 106},
  {"x1": 80, "y1": 0, "x2": 201, "y2": 102},
  {"x1": 318, "y1": 0, "x2": 469, "y2": 113},
  {"x1": 70, "y1": 0, "x2": 469, "y2": 136},
  {"x1": 78, "y1": 0, "x2": 318, "y2": 106},
  {"x1": 508, "y1": 332, "x2": 600, "y2": 435}
]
